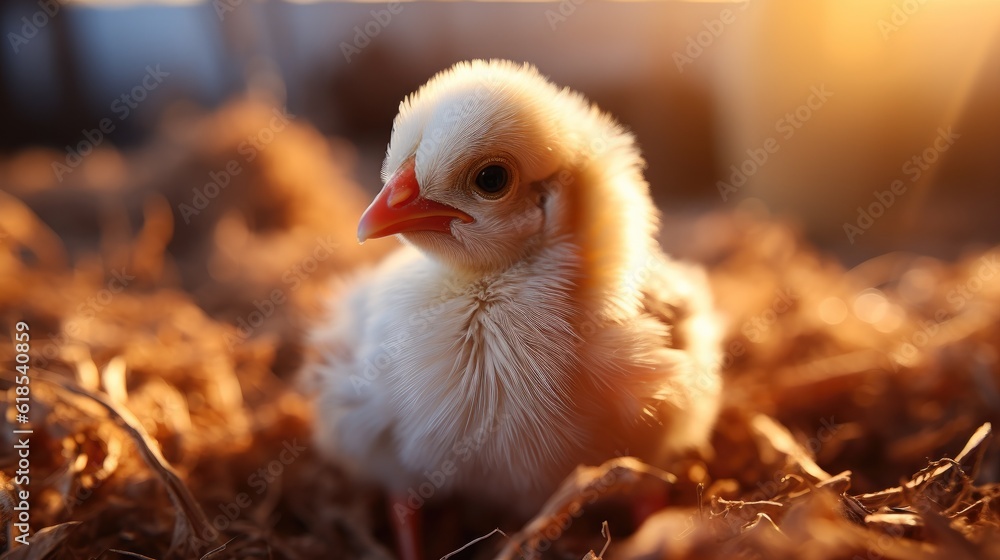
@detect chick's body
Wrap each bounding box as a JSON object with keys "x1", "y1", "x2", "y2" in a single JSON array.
[{"x1": 308, "y1": 60, "x2": 721, "y2": 516}]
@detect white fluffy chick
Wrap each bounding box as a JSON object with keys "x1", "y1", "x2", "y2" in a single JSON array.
[{"x1": 308, "y1": 60, "x2": 722, "y2": 524}]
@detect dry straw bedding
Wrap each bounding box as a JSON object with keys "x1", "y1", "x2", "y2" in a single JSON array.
[{"x1": 1, "y1": 102, "x2": 998, "y2": 559}]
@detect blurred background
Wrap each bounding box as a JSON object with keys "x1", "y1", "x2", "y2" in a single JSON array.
[{"x1": 2, "y1": 0, "x2": 999, "y2": 264}]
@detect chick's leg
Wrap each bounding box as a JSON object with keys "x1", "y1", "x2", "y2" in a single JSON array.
[{"x1": 389, "y1": 492, "x2": 422, "y2": 560}]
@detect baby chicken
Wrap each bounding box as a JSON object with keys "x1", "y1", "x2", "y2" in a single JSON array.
[{"x1": 307, "y1": 60, "x2": 722, "y2": 553}]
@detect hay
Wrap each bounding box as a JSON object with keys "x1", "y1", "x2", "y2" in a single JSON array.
[{"x1": 1, "y1": 101, "x2": 997, "y2": 559}]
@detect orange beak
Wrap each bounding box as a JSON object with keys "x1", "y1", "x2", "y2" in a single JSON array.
[{"x1": 357, "y1": 158, "x2": 473, "y2": 242}]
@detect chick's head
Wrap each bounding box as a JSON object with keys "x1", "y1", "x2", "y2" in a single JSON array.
[{"x1": 358, "y1": 60, "x2": 602, "y2": 273}]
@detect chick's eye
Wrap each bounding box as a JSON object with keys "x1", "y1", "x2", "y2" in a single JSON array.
[{"x1": 474, "y1": 165, "x2": 510, "y2": 197}]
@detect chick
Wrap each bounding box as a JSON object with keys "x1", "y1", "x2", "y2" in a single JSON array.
[{"x1": 307, "y1": 59, "x2": 722, "y2": 547}]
